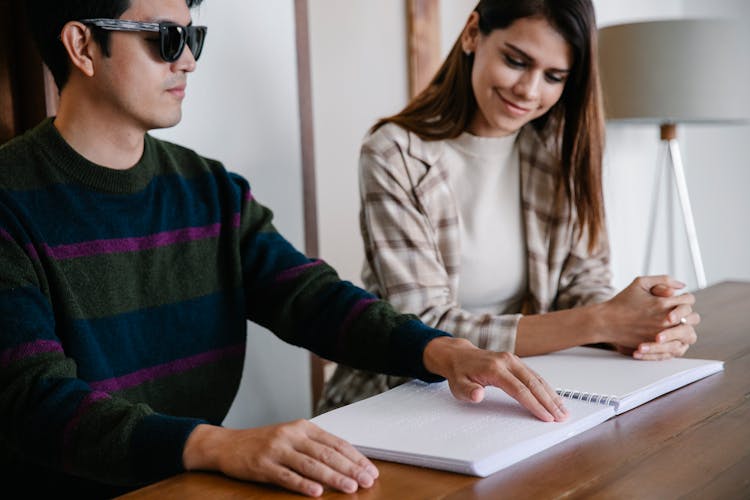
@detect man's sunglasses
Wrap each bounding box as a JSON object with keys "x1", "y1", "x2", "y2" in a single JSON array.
[{"x1": 79, "y1": 19, "x2": 207, "y2": 62}]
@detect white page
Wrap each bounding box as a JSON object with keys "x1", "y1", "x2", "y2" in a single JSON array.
[
  {"x1": 523, "y1": 347, "x2": 724, "y2": 414},
  {"x1": 311, "y1": 380, "x2": 613, "y2": 477}
]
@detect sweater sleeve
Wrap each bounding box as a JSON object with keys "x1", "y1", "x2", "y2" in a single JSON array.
[
  {"x1": 231, "y1": 174, "x2": 449, "y2": 381},
  {"x1": 0, "y1": 197, "x2": 205, "y2": 489}
]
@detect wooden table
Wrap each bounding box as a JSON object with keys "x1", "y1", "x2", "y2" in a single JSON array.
[{"x1": 119, "y1": 281, "x2": 750, "y2": 499}]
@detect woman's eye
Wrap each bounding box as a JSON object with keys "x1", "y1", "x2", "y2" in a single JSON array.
[
  {"x1": 504, "y1": 55, "x2": 526, "y2": 68},
  {"x1": 545, "y1": 73, "x2": 565, "y2": 84}
]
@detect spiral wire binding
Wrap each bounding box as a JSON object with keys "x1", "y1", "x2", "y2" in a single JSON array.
[{"x1": 556, "y1": 389, "x2": 618, "y2": 407}]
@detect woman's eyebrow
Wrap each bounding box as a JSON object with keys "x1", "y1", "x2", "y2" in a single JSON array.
[{"x1": 505, "y1": 42, "x2": 570, "y2": 73}]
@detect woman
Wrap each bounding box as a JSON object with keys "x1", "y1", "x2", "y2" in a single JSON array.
[{"x1": 317, "y1": 0, "x2": 698, "y2": 414}]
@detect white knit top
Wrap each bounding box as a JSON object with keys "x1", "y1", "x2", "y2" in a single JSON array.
[{"x1": 444, "y1": 131, "x2": 528, "y2": 315}]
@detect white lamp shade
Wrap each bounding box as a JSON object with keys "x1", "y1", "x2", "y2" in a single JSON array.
[{"x1": 598, "y1": 19, "x2": 750, "y2": 124}]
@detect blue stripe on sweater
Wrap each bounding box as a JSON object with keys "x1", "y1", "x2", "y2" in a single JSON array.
[
  {"x1": 302, "y1": 281, "x2": 378, "y2": 351},
  {"x1": 242, "y1": 231, "x2": 316, "y2": 287},
  {"x1": 0, "y1": 286, "x2": 57, "y2": 346},
  {"x1": 62, "y1": 291, "x2": 246, "y2": 383},
  {"x1": 4, "y1": 171, "x2": 242, "y2": 246}
]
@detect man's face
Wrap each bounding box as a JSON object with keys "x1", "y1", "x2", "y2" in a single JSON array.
[{"x1": 90, "y1": 0, "x2": 197, "y2": 133}]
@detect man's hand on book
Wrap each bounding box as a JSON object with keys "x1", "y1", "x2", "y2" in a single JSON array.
[
  {"x1": 182, "y1": 422, "x2": 379, "y2": 497},
  {"x1": 422, "y1": 337, "x2": 569, "y2": 422}
]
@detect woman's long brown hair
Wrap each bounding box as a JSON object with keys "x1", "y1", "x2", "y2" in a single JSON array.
[{"x1": 372, "y1": 0, "x2": 605, "y2": 252}]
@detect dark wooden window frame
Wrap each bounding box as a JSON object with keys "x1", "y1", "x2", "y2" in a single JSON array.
[{"x1": 0, "y1": 0, "x2": 58, "y2": 144}]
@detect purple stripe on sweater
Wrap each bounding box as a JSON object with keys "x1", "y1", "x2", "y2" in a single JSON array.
[
  {"x1": 44, "y1": 218, "x2": 240, "y2": 260},
  {"x1": 0, "y1": 228, "x2": 40, "y2": 260},
  {"x1": 4, "y1": 217, "x2": 242, "y2": 261},
  {"x1": 62, "y1": 391, "x2": 111, "y2": 472},
  {"x1": 274, "y1": 260, "x2": 323, "y2": 284},
  {"x1": 25, "y1": 243, "x2": 40, "y2": 260},
  {"x1": 89, "y1": 343, "x2": 245, "y2": 393},
  {"x1": 338, "y1": 298, "x2": 378, "y2": 338},
  {"x1": 0, "y1": 340, "x2": 63, "y2": 368}
]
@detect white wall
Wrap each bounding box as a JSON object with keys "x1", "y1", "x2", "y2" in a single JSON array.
[
  {"x1": 152, "y1": 1, "x2": 311, "y2": 426},
  {"x1": 308, "y1": 0, "x2": 409, "y2": 286},
  {"x1": 439, "y1": 0, "x2": 476, "y2": 58}
]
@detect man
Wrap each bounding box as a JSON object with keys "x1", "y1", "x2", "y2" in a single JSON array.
[{"x1": 0, "y1": 0, "x2": 568, "y2": 497}]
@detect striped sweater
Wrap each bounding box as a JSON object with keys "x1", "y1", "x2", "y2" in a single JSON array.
[{"x1": 0, "y1": 118, "x2": 448, "y2": 495}]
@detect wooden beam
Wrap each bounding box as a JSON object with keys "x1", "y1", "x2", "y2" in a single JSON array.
[
  {"x1": 294, "y1": 0, "x2": 318, "y2": 260},
  {"x1": 294, "y1": 0, "x2": 328, "y2": 413},
  {"x1": 406, "y1": 0, "x2": 441, "y2": 98}
]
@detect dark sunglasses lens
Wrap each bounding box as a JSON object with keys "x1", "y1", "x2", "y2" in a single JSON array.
[
  {"x1": 160, "y1": 25, "x2": 186, "y2": 62},
  {"x1": 187, "y1": 26, "x2": 207, "y2": 60}
]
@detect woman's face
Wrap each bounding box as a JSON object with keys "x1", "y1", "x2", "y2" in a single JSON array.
[{"x1": 462, "y1": 14, "x2": 572, "y2": 137}]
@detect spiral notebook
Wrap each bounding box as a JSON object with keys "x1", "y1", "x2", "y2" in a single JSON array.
[
  {"x1": 523, "y1": 346, "x2": 724, "y2": 414},
  {"x1": 311, "y1": 347, "x2": 723, "y2": 477}
]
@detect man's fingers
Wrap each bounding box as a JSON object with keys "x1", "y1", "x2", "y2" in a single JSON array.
[
  {"x1": 497, "y1": 357, "x2": 568, "y2": 422},
  {"x1": 304, "y1": 425, "x2": 378, "y2": 488},
  {"x1": 278, "y1": 441, "x2": 373, "y2": 496},
  {"x1": 265, "y1": 462, "x2": 325, "y2": 497},
  {"x1": 308, "y1": 425, "x2": 375, "y2": 470},
  {"x1": 469, "y1": 384, "x2": 485, "y2": 403},
  {"x1": 518, "y1": 367, "x2": 568, "y2": 421},
  {"x1": 288, "y1": 447, "x2": 364, "y2": 495}
]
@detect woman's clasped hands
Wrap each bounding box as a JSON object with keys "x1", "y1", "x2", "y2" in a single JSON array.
[{"x1": 599, "y1": 275, "x2": 699, "y2": 360}]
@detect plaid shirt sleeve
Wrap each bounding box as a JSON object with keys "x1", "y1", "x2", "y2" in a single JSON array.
[{"x1": 554, "y1": 223, "x2": 615, "y2": 309}]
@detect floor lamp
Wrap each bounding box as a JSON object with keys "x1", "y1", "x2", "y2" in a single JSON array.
[{"x1": 598, "y1": 19, "x2": 749, "y2": 289}]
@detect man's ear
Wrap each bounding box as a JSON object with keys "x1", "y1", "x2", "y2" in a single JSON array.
[
  {"x1": 59, "y1": 21, "x2": 97, "y2": 77},
  {"x1": 461, "y1": 11, "x2": 480, "y2": 55}
]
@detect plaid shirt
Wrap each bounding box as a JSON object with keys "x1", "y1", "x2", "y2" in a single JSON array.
[{"x1": 317, "y1": 122, "x2": 614, "y2": 414}]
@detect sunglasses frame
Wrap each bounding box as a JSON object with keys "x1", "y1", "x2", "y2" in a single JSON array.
[{"x1": 79, "y1": 18, "x2": 207, "y2": 62}]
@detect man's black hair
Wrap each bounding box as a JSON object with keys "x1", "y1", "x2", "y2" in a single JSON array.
[{"x1": 25, "y1": 0, "x2": 205, "y2": 90}]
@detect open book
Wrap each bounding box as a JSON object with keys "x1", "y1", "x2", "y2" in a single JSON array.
[{"x1": 311, "y1": 347, "x2": 723, "y2": 477}]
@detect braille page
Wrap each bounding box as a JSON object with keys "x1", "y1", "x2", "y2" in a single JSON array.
[{"x1": 311, "y1": 379, "x2": 613, "y2": 477}]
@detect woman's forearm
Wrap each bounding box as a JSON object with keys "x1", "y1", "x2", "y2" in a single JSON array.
[{"x1": 514, "y1": 303, "x2": 608, "y2": 356}]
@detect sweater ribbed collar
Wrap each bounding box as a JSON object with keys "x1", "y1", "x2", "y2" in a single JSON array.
[{"x1": 32, "y1": 117, "x2": 156, "y2": 194}]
